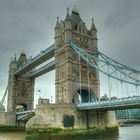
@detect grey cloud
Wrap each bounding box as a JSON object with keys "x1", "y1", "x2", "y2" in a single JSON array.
[{"x1": 0, "y1": 0, "x2": 140, "y2": 102}]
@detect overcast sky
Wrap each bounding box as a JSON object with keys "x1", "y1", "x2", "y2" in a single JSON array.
[{"x1": 0, "y1": 0, "x2": 140, "y2": 106}]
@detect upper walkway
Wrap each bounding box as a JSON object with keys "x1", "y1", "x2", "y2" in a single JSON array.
[
  {"x1": 27, "y1": 60, "x2": 56, "y2": 78},
  {"x1": 14, "y1": 44, "x2": 55, "y2": 76},
  {"x1": 76, "y1": 96, "x2": 140, "y2": 111}
]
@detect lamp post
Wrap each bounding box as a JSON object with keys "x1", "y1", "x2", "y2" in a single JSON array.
[{"x1": 38, "y1": 90, "x2": 41, "y2": 99}]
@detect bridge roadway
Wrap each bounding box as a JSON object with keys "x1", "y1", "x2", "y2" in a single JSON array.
[
  {"x1": 76, "y1": 96, "x2": 140, "y2": 111},
  {"x1": 16, "y1": 96, "x2": 140, "y2": 121},
  {"x1": 14, "y1": 44, "x2": 55, "y2": 76},
  {"x1": 16, "y1": 110, "x2": 35, "y2": 121}
]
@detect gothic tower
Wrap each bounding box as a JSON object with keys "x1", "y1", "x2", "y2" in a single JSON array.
[
  {"x1": 26, "y1": 8, "x2": 117, "y2": 130},
  {"x1": 7, "y1": 52, "x2": 35, "y2": 112},
  {"x1": 55, "y1": 8, "x2": 100, "y2": 104}
]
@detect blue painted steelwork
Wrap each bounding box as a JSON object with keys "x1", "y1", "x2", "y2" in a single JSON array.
[
  {"x1": 77, "y1": 96, "x2": 140, "y2": 110},
  {"x1": 69, "y1": 42, "x2": 140, "y2": 86},
  {"x1": 27, "y1": 60, "x2": 56, "y2": 78},
  {"x1": 16, "y1": 110, "x2": 35, "y2": 121},
  {"x1": 116, "y1": 108, "x2": 140, "y2": 119},
  {"x1": 14, "y1": 44, "x2": 55, "y2": 76},
  {"x1": 0, "y1": 85, "x2": 8, "y2": 112},
  {"x1": 16, "y1": 110, "x2": 35, "y2": 115},
  {"x1": 0, "y1": 85, "x2": 8, "y2": 106}
]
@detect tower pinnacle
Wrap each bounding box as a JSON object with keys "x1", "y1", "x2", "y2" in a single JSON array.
[
  {"x1": 14, "y1": 54, "x2": 17, "y2": 62},
  {"x1": 57, "y1": 16, "x2": 59, "y2": 24},
  {"x1": 91, "y1": 18, "x2": 96, "y2": 31},
  {"x1": 55, "y1": 16, "x2": 60, "y2": 29},
  {"x1": 65, "y1": 7, "x2": 71, "y2": 20},
  {"x1": 72, "y1": 3, "x2": 78, "y2": 13}
]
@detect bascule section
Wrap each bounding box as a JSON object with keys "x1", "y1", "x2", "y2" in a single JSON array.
[
  {"x1": 7, "y1": 52, "x2": 35, "y2": 112},
  {"x1": 55, "y1": 8, "x2": 99, "y2": 104}
]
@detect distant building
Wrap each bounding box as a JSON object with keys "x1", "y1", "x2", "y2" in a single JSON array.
[
  {"x1": 38, "y1": 98, "x2": 50, "y2": 105},
  {"x1": 116, "y1": 109, "x2": 140, "y2": 119}
]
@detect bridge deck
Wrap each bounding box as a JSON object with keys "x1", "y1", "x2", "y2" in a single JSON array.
[
  {"x1": 16, "y1": 110, "x2": 35, "y2": 121},
  {"x1": 77, "y1": 96, "x2": 140, "y2": 111}
]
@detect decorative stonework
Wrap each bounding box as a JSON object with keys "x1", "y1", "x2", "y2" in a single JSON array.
[
  {"x1": 55, "y1": 9, "x2": 99, "y2": 104},
  {"x1": 7, "y1": 53, "x2": 35, "y2": 112}
]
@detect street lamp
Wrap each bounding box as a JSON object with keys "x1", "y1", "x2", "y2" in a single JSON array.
[{"x1": 38, "y1": 90, "x2": 41, "y2": 99}]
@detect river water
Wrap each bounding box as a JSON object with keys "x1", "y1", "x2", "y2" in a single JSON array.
[{"x1": 0, "y1": 125, "x2": 139, "y2": 140}]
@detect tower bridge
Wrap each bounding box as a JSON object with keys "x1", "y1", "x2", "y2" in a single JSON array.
[{"x1": 0, "y1": 8, "x2": 140, "y2": 129}]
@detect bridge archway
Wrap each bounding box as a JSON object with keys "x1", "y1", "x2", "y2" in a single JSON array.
[
  {"x1": 74, "y1": 87, "x2": 97, "y2": 103},
  {"x1": 16, "y1": 104, "x2": 27, "y2": 112},
  {"x1": 78, "y1": 89, "x2": 90, "y2": 103}
]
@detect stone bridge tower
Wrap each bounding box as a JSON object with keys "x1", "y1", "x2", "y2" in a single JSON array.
[
  {"x1": 7, "y1": 52, "x2": 35, "y2": 112},
  {"x1": 55, "y1": 8, "x2": 99, "y2": 104},
  {"x1": 26, "y1": 8, "x2": 117, "y2": 130}
]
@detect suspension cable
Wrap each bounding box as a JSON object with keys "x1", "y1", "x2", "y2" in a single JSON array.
[
  {"x1": 125, "y1": 69, "x2": 129, "y2": 97},
  {"x1": 135, "y1": 85, "x2": 138, "y2": 96},
  {"x1": 107, "y1": 65, "x2": 111, "y2": 101},
  {"x1": 126, "y1": 82, "x2": 129, "y2": 97},
  {"x1": 121, "y1": 82, "x2": 124, "y2": 103},
  {"x1": 79, "y1": 55, "x2": 82, "y2": 103},
  {"x1": 87, "y1": 55, "x2": 90, "y2": 102},
  {"x1": 0, "y1": 85, "x2": 8, "y2": 106},
  {"x1": 138, "y1": 86, "x2": 140, "y2": 96},
  {"x1": 116, "y1": 72, "x2": 119, "y2": 98}
]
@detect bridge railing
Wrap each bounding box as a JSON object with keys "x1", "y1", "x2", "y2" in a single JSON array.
[
  {"x1": 77, "y1": 96, "x2": 140, "y2": 110},
  {"x1": 16, "y1": 110, "x2": 35, "y2": 115},
  {"x1": 16, "y1": 110, "x2": 35, "y2": 121}
]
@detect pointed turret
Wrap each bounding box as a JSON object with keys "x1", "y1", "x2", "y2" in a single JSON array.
[
  {"x1": 72, "y1": 4, "x2": 79, "y2": 14},
  {"x1": 91, "y1": 18, "x2": 96, "y2": 31},
  {"x1": 17, "y1": 51, "x2": 27, "y2": 67},
  {"x1": 9, "y1": 55, "x2": 17, "y2": 71},
  {"x1": 14, "y1": 54, "x2": 17, "y2": 62},
  {"x1": 55, "y1": 16, "x2": 59, "y2": 28},
  {"x1": 65, "y1": 7, "x2": 71, "y2": 21},
  {"x1": 64, "y1": 8, "x2": 72, "y2": 43},
  {"x1": 55, "y1": 16, "x2": 60, "y2": 35},
  {"x1": 10, "y1": 57, "x2": 13, "y2": 62},
  {"x1": 90, "y1": 18, "x2": 97, "y2": 39}
]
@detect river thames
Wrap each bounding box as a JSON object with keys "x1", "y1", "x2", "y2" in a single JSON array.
[{"x1": 0, "y1": 125, "x2": 140, "y2": 140}]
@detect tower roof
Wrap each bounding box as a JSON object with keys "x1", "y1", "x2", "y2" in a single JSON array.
[
  {"x1": 55, "y1": 16, "x2": 59, "y2": 29},
  {"x1": 65, "y1": 7, "x2": 71, "y2": 21},
  {"x1": 17, "y1": 51, "x2": 27, "y2": 67},
  {"x1": 65, "y1": 8, "x2": 84, "y2": 31},
  {"x1": 91, "y1": 18, "x2": 97, "y2": 31}
]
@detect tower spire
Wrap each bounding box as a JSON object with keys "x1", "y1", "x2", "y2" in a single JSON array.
[
  {"x1": 14, "y1": 54, "x2": 17, "y2": 62},
  {"x1": 72, "y1": 1, "x2": 78, "y2": 13},
  {"x1": 57, "y1": 16, "x2": 59, "y2": 24},
  {"x1": 91, "y1": 18, "x2": 96, "y2": 31},
  {"x1": 65, "y1": 7, "x2": 71, "y2": 20},
  {"x1": 55, "y1": 16, "x2": 60, "y2": 29},
  {"x1": 67, "y1": 7, "x2": 70, "y2": 16}
]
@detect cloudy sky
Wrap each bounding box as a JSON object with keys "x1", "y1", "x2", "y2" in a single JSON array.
[{"x1": 0, "y1": 0, "x2": 140, "y2": 106}]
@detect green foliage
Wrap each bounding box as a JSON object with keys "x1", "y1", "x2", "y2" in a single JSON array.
[
  {"x1": 0, "y1": 125, "x2": 25, "y2": 132},
  {"x1": 26, "y1": 126, "x2": 118, "y2": 138}
]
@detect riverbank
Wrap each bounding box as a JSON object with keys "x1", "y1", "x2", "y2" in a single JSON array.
[
  {"x1": 0, "y1": 125, "x2": 140, "y2": 140},
  {"x1": 26, "y1": 126, "x2": 118, "y2": 139},
  {"x1": 0, "y1": 125, "x2": 25, "y2": 132}
]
